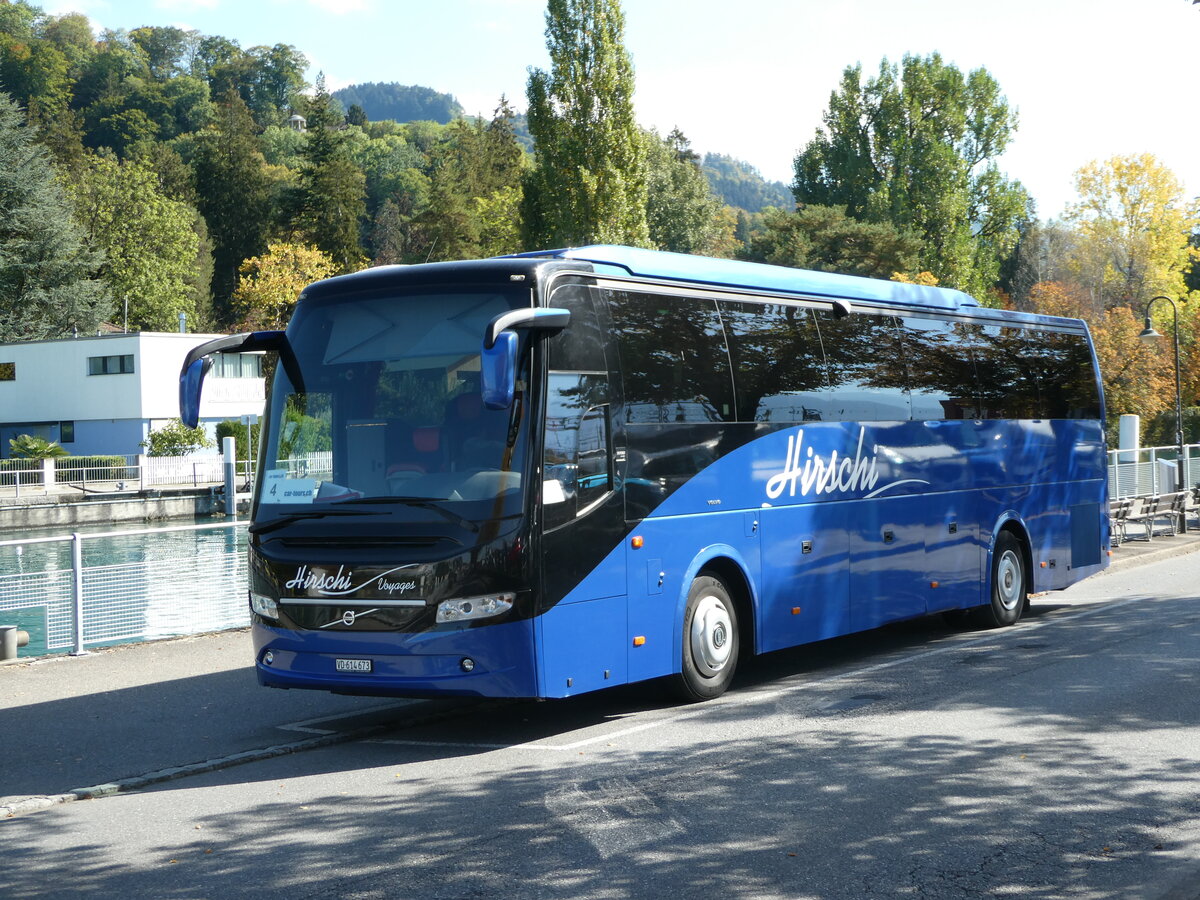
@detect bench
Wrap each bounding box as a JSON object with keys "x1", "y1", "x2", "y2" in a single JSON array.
[
  {"x1": 1124, "y1": 495, "x2": 1163, "y2": 541},
  {"x1": 1109, "y1": 496, "x2": 1133, "y2": 545},
  {"x1": 1111, "y1": 490, "x2": 1199, "y2": 543}
]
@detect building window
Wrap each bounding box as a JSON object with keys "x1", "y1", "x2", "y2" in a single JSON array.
[
  {"x1": 88, "y1": 354, "x2": 134, "y2": 375},
  {"x1": 0, "y1": 362, "x2": 14, "y2": 381},
  {"x1": 212, "y1": 353, "x2": 263, "y2": 378},
  {"x1": 59, "y1": 421, "x2": 75, "y2": 443}
]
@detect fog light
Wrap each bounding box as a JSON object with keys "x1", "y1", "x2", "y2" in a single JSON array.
[
  {"x1": 460, "y1": 657, "x2": 475, "y2": 673},
  {"x1": 264, "y1": 651, "x2": 274, "y2": 665},
  {"x1": 436, "y1": 592, "x2": 515, "y2": 624}
]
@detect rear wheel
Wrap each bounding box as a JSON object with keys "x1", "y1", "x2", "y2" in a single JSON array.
[
  {"x1": 976, "y1": 531, "x2": 1028, "y2": 628},
  {"x1": 673, "y1": 575, "x2": 739, "y2": 702}
]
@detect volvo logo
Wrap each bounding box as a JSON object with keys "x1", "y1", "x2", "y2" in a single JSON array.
[{"x1": 319, "y1": 608, "x2": 380, "y2": 629}]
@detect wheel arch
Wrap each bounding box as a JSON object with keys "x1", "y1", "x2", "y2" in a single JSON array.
[
  {"x1": 989, "y1": 512, "x2": 1035, "y2": 598},
  {"x1": 673, "y1": 545, "x2": 759, "y2": 670}
]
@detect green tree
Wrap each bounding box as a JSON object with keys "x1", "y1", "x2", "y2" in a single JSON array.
[
  {"x1": 192, "y1": 89, "x2": 273, "y2": 322},
  {"x1": 286, "y1": 74, "x2": 367, "y2": 272},
  {"x1": 793, "y1": 53, "x2": 1033, "y2": 299},
  {"x1": 415, "y1": 101, "x2": 527, "y2": 261},
  {"x1": 523, "y1": 0, "x2": 649, "y2": 248},
  {"x1": 744, "y1": 205, "x2": 923, "y2": 279},
  {"x1": 128, "y1": 25, "x2": 190, "y2": 81},
  {"x1": 0, "y1": 92, "x2": 109, "y2": 340},
  {"x1": 142, "y1": 418, "x2": 212, "y2": 456},
  {"x1": 71, "y1": 151, "x2": 201, "y2": 331},
  {"x1": 643, "y1": 127, "x2": 727, "y2": 255}
]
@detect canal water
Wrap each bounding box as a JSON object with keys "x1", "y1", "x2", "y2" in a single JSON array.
[{"x1": 0, "y1": 518, "x2": 249, "y2": 658}]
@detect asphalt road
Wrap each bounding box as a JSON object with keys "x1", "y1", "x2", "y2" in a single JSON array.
[{"x1": 5, "y1": 550, "x2": 1200, "y2": 899}]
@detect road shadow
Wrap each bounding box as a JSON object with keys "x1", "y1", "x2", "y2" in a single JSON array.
[{"x1": 7, "y1": 591, "x2": 1200, "y2": 898}]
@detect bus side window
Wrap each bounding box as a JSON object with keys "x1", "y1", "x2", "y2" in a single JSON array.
[
  {"x1": 1028, "y1": 330, "x2": 1102, "y2": 419},
  {"x1": 610, "y1": 290, "x2": 735, "y2": 423},
  {"x1": 544, "y1": 372, "x2": 612, "y2": 530},
  {"x1": 814, "y1": 311, "x2": 911, "y2": 422},
  {"x1": 975, "y1": 324, "x2": 1041, "y2": 418},
  {"x1": 899, "y1": 317, "x2": 984, "y2": 420},
  {"x1": 718, "y1": 301, "x2": 831, "y2": 423}
]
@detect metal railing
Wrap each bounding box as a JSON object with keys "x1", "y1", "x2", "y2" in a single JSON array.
[
  {"x1": 0, "y1": 520, "x2": 249, "y2": 658},
  {"x1": 0, "y1": 454, "x2": 259, "y2": 498},
  {"x1": 1107, "y1": 443, "x2": 1200, "y2": 499}
]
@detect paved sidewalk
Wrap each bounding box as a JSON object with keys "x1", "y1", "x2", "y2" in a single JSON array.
[
  {"x1": 1105, "y1": 519, "x2": 1200, "y2": 571},
  {"x1": 0, "y1": 630, "x2": 465, "y2": 817}
]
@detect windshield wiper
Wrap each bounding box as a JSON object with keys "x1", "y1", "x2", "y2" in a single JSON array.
[
  {"x1": 249, "y1": 509, "x2": 386, "y2": 535},
  {"x1": 349, "y1": 496, "x2": 482, "y2": 533}
]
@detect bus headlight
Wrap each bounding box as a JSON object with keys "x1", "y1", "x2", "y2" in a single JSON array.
[
  {"x1": 436, "y1": 592, "x2": 515, "y2": 624},
  {"x1": 249, "y1": 590, "x2": 280, "y2": 620}
]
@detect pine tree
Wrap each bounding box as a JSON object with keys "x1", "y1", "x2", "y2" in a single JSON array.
[
  {"x1": 287, "y1": 74, "x2": 367, "y2": 272},
  {"x1": 522, "y1": 0, "x2": 649, "y2": 249},
  {"x1": 192, "y1": 90, "x2": 273, "y2": 323},
  {"x1": 0, "y1": 92, "x2": 109, "y2": 340}
]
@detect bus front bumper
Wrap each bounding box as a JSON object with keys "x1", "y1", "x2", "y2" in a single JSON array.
[{"x1": 251, "y1": 618, "x2": 539, "y2": 698}]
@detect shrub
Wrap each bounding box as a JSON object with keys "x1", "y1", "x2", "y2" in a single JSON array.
[
  {"x1": 142, "y1": 419, "x2": 212, "y2": 457},
  {"x1": 8, "y1": 434, "x2": 69, "y2": 459}
]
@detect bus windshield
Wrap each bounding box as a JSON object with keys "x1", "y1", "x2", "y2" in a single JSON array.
[{"x1": 254, "y1": 286, "x2": 530, "y2": 523}]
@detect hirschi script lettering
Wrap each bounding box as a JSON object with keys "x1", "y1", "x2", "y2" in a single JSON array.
[
  {"x1": 285, "y1": 565, "x2": 419, "y2": 597},
  {"x1": 765, "y1": 427, "x2": 928, "y2": 500}
]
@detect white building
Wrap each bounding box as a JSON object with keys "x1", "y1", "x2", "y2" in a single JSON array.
[{"x1": 0, "y1": 332, "x2": 266, "y2": 458}]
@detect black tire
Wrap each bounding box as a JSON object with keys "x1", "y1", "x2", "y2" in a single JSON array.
[
  {"x1": 975, "y1": 531, "x2": 1028, "y2": 628},
  {"x1": 672, "y1": 574, "x2": 739, "y2": 702}
]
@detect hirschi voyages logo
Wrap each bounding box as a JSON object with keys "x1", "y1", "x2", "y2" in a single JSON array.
[
  {"x1": 285, "y1": 564, "x2": 419, "y2": 597},
  {"x1": 765, "y1": 427, "x2": 929, "y2": 501}
]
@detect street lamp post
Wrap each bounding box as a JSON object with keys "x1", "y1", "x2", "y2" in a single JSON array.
[{"x1": 1138, "y1": 295, "x2": 1187, "y2": 492}]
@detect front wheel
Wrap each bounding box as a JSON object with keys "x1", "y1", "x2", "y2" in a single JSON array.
[
  {"x1": 672, "y1": 575, "x2": 739, "y2": 702},
  {"x1": 975, "y1": 531, "x2": 1028, "y2": 628}
]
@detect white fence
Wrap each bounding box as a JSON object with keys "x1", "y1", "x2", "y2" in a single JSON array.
[
  {"x1": 0, "y1": 454, "x2": 256, "y2": 497},
  {"x1": 0, "y1": 521, "x2": 249, "y2": 658},
  {"x1": 1107, "y1": 444, "x2": 1200, "y2": 499}
]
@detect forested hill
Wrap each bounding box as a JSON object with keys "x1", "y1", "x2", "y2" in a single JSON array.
[
  {"x1": 702, "y1": 154, "x2": 793, "y2": 212},
  {"x1": 333, "y1": 83, "x2": 789, "y2": 213},
  {"x1": 332, "y1": 82, "x2": 463, "y2": 124}
]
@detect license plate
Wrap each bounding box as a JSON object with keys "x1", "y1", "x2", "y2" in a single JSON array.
[{"x1": 335, "y1": 658, "x2": 373, "y2": 673}]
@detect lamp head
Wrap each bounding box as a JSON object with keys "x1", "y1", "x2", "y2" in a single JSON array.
[{"x1": 1138, "y1": 322, "x2": 1161, "y2": 343}]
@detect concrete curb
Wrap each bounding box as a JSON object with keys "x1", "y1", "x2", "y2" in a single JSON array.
[
  {"x1": 1105, "y1": 536, "x2": 1200, "y2": 573},
  {"x1": 2, "y1": 698, "x2": 480, "y2": 819}
]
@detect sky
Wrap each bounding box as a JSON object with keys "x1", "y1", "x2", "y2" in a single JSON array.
[{"x1": 43, "y1": 0, "x2": 1200, "y2": 220}]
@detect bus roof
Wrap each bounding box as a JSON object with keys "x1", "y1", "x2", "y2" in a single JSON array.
[{"x1": 507, "y1": 245, "x2": 980, "y2": 312}]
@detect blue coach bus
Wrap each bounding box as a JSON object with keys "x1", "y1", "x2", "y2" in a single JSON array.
[{"x1": 180, "y1": 246, "x2": 1108, "y2": 701}]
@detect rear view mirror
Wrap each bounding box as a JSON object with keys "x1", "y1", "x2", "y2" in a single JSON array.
[
  {"x1": 479, "y1": 307, "x2": 571, "y2": 410},
  {"x1": 178, "y1": 330, "x2": 286, "y2": 427},
  {"x1": 481, "y1": 331, "x2": 518, "y2": 410},
  {"x1": 179, "y1": 357, "x2": 214, "y2": 429}
]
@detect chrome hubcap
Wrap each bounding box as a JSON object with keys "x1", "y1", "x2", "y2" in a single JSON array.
[
  {"x1": 690, "y1": 595, "x2": 733, "y2": 677},
  {"x1": 996, "y1": 550, "x2": 1023, "y2": 611}
]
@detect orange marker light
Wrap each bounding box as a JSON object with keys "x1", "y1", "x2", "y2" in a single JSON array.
[
  {"x1": 930, "y1": 581, "x2": 939, "y2": 589},
  {"x1": 1040, "y1": 561, "x2": 1047, "y2": 568},
  {"x1": 633, "y1": 635, "x2": 646, "y2": 646},
  {"x1": 791, "y1": 607, "x2": 801, "y2": 615},
  {"x1": 631, "y1": 535, "x2": 644, "y2": 549}
]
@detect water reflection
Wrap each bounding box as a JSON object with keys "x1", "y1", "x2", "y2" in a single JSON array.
[{"x1": 0, "y1": 518, "x2": 249, "y2": 655}]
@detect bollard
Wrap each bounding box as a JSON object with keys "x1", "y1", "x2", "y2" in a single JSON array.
[
  {"x1": 222, "y1": 435, "x2": 237, "y2": 518},
  {"x1": 1, "y1": 624, "x2": 29, "y2": 662}
]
